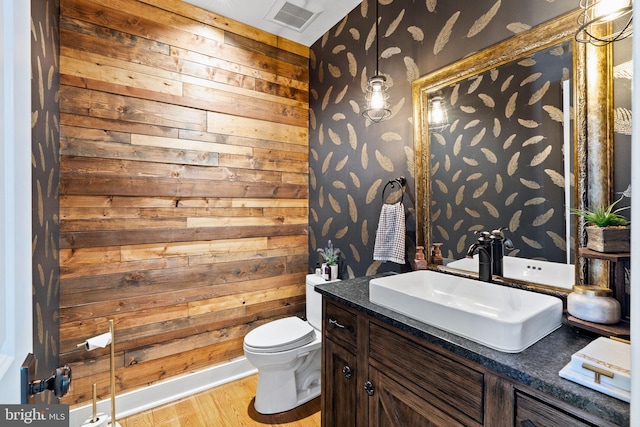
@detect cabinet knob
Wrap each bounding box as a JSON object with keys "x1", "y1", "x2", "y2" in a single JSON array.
[
  {"x1": 364, "y1": 381, "x2": 375, "y2": 396},
  {"x1": 342, "y1": 366, "x2": 352, "y2": 379}
]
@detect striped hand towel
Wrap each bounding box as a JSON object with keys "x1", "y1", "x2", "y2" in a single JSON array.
[{"x1": 373, "y1": 202, "x2": 406, "y2": 264}]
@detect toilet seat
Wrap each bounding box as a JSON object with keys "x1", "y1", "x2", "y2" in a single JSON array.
[{"x1": 244, "y1": 316, "x2": 316, "y2": 353}]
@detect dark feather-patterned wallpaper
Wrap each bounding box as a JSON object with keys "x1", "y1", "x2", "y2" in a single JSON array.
[
  {"x1": 308, "y1": 0, "x2": 582, "y2": 278},
  {"x1": 31, "y1": 0, "x2": 60, "y2": 402}
]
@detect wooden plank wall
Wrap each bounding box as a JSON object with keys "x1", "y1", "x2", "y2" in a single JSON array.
[{"x1": 58, "y1": 0, "x2": 309, "y2": 406}]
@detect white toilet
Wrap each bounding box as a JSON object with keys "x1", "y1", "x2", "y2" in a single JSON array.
[{"x1": 243, "y1": 274, "x2": 338, "y2": 414}]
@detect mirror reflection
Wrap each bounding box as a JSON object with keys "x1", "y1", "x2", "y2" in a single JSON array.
[
  {"x1": 412, "y1": 10, "x2": 592, "y2": 291},
  {"x1": 428, "y1": 40, "x2": 573, "y2": 265}
]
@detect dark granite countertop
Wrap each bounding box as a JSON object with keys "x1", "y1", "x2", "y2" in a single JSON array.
[{"x1": 315, "y1": 273, "x2": 630, "y2": 426}]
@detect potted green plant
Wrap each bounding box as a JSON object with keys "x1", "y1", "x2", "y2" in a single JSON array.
[
  {"x1": 317, "y1": 240, "x2": 341, "y2": 280},
  {"x1": 571, "y1": 194, "x2": 630, "y2": 253}
]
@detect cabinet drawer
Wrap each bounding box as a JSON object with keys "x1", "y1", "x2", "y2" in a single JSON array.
[
  {"x1": 324, "y1": 300, "x2": 357, "y2": 349},
  {"x1": 369, "y1": 322, "x2": 484, "y2": 424},
  {"x1": 515, "y1": 391, "x2": 613, "y2": 427}
]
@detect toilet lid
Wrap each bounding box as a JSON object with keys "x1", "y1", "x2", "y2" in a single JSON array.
[{"x1": 244, "y1": 317, "x2": 316, "y2": 353}]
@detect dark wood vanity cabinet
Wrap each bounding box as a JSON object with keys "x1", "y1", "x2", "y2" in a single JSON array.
[
  {"x1": 321, "y1": 298, "x2": 620, "y2": 427},
  {"x1": 322, "y1": 299, "x2": 482, "y2": 426}
]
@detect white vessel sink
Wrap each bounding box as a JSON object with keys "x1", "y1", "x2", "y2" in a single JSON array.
[
  {"x1": 446, "y1": 255, "x2": 575, "y2": 290},
  {"x1": 369, "y1": 270, "x2": 562, "y2": 353}
]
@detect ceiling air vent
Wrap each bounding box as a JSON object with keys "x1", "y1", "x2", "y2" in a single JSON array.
[{"x1": 265, "y1": 1, "x2": 322, "y2": 32}]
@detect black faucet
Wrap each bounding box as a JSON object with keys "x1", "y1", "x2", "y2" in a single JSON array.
[
  {"x1": 466, "y1": 231, "x2": 492, "y2": 282},
  {"x1": 489, "y1": 227, "x2": 514, "y2": 277}
]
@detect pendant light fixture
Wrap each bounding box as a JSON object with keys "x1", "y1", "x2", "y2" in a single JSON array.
[
  {"x1": 575, "y1": 0, "x2": 633, "y2": 46},
  {"x1": 362, "y1": 0, "x2": 391, "y2": 123},
  {"x1": 427, "y1": 92, "x2": 449, "y2": 132}
]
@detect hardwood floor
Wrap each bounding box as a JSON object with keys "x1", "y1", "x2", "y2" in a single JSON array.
[{"x1": 119, "y1": 374, "x2": 321, "y2": 427}]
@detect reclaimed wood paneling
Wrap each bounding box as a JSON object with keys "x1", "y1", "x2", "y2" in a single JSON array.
[{"x1": 59, "y1": 0, "x2": 309, "y2": 406}]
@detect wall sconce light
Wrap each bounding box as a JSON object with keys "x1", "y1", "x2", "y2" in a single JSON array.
[
  {"x1": 576, "y1": 0, "x2": 633, "y2": 46},
  {"x1": 362, "y1": 0, "x2": 391, "y2": 123},
  {"x1": 428, "y1": 94, "x2": 449, "y2": 132}
]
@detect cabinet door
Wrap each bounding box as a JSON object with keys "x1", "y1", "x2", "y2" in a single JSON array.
[
  {"x1": 367, "y1": 366, "x2": 467, "y2": 427},
  {"x1": 323, "y1": 338, "x2": 358, "y2": 427},
  {"x1": 369, "y1": 322, "x2": 484, "y2": 424}
]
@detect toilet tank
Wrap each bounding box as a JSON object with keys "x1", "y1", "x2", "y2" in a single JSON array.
[{"x1": 306, "y1": 274, "x2": 339, "y2": 331}]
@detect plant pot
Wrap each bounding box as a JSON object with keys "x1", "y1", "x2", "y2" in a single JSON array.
[
  {"x1": 585, "y1": 225, "x2": 630, "y2": 253},
  {"x1": 330, "y1": 264, "x2": 338, "y2": 280}
]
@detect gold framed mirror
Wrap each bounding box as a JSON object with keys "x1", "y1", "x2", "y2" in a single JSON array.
[{"x1": 411, "y1": 9, "x2": 611, "y2": 291}]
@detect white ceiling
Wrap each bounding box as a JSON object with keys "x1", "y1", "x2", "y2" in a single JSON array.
[{"x1": 183, "y1": 0, "x2": 362, "y2": 47}]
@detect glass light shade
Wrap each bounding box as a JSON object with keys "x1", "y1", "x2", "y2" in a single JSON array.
[
  {"x1": 576, "y1": 0, "x2": 633, "y2": 46},
  {"x1": 362, "y1": 75, "x2": 391, "y2": 123},
  {"x1": 427, "y1": 95, "x2": 449, "y2": 132},
  {"x1": 594, "y1": 0, "x2": 631, "y2": 22}
]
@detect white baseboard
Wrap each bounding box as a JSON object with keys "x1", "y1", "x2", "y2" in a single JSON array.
[{"x1": 69, "y1": 357, "x2": 257, "y2": 427}]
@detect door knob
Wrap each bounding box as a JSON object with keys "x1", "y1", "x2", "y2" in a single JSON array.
[{"x1": 28, "y1": 365, "x2": 72, "y2": 399}]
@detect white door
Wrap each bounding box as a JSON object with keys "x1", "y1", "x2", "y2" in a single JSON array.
[{"x1": 0, "y1": 0, "x2": 33, "y2": 404}]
